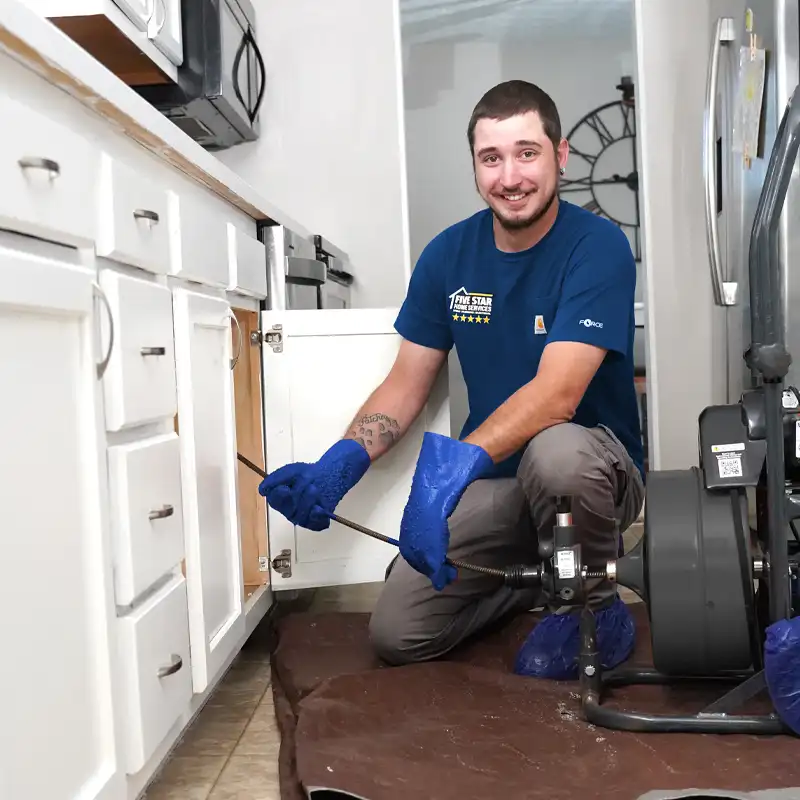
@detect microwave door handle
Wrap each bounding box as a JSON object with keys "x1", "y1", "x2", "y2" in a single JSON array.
[
  {"x1": 703, "y1": 16, "x2": 737, "y2": 307},
  {"x1": 247, "y1": 27, "x2": 266, "y2": 124},
  {"x1": 231, "y1": 30, "x2": 249, "y2": 120}
]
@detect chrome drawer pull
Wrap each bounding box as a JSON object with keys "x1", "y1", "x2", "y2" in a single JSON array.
[
  {"x1": 140, "y1": 346, "x2": 166, "y2": 356},
  {"x1": 18, "y1": 156, "x2": 60, "y2": 178},
  {"x1": 93, "y1": 281, "x2": 115, "y2": 380},
  {"x1": 148, "y1": 504, "x2": 174, "y2": 521},
  {"x1": 133, "y1": 208, "x2": 160, "y2": 224},
  {"x1": 157, "y1": 654, "x2": 183, "y2": 678},
  {"x1": 230, "y1": 310, "x2": 242, "y2": 370}
]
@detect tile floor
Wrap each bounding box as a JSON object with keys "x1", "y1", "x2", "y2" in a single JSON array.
[
  {"x1": 142, "y1": 641, "x2": 279, "y2": 799},
  {"x1": 141, "y1": 581, "x2": 386, "y2": 800},
  {"x1": 143, "y1": 520, "x2": 645, "y2": 798}
]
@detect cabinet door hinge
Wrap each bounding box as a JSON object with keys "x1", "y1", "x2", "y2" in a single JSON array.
[
  {"x1": 258, "y1": 556, "x2": 268, "y2": 572},
  {"x1": 252, "y1": 324, "x2": 283, "y2": 353},
  {"x1": 271, "y1": 549, "x2": 292, "y2": 578}
]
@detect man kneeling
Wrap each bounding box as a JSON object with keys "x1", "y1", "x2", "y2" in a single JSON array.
[{"x1": 258, "y1": 79, "x2": 645, "y2": 680}]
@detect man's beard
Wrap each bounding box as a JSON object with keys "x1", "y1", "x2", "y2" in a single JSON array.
[{"x1": 491, "y1": 184, "x2": 558, "y2": 231}]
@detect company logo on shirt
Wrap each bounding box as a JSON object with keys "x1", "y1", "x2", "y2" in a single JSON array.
[
  {"x1": 580, "y1": 318, "x2": 603, "y2": 328},
  {"x1": 534, "y1": 315, "x2": 547, "y2": 334},
  {"x1": 448, "y1": 286, "x2": 493, "y2": 324}
]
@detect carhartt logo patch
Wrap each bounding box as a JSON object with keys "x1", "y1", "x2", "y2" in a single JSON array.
[
  {"x1": 448, "y1": 286, "x2": 493, "y2": 324},
  {"x1": 534, "y1": 315, "x2": 547, "y2": 334}
]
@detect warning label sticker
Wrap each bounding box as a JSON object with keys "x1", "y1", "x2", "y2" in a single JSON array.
[{"x1": 711, "y1": 443, "x2": 745, "y2": 453}]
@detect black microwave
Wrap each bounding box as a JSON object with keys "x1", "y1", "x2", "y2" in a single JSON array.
[{"x1": 135, "y1": 0, "x2": 265, "y2": 151}]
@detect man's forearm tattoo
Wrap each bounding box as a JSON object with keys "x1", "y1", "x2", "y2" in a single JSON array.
[{"x1": 348, "y1": 413, "x2": 401, "y2": 450}]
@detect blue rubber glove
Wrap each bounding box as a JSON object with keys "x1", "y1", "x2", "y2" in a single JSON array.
[
  {"x1": 764, "y1": 616, "x2": 800, "y2": 734},
  {"x1": 400, "y1": 432, "x2": 494, "y2": 591},
  {"x1": 258, "y1": 439, "x2": 370, "y2": 531},
  {"x1": 513, "y1": 595, "x2": 636, "y2": 680}
]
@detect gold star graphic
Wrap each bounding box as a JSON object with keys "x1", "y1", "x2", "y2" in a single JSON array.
[
  {"x1": 467, "y1": 316, "x2": 475, "y2": 323},
  {"x1": 483, "y1": 316, "x2": 490, "y2": 324},
  {"x1": 460, "y1": 314, "x2": 467, "y2": 322},
  {"x1": 452, "y1": 314, "x2": 459, "y2": 321}
]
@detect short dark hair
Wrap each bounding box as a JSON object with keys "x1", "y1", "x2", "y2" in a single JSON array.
[{"x1": 467, "y1": 80, "x2": 562, "y2": 155}]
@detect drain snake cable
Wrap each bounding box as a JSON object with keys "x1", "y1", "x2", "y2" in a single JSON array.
[{"x1": 236, "y1": 451, "x2": 607, "y2": 587}]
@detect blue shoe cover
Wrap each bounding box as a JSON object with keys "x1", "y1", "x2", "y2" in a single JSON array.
[
  {"x1": 513, "y1": 595, "x2": 636, "y2": 680},
  {"x1": 764, "y1": 616, "x2": 800, "y2": 734}
]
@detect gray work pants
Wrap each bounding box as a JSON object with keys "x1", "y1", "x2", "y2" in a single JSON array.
[{"x1": 368, "y1": 422, "x2": 645, "y2": 666}]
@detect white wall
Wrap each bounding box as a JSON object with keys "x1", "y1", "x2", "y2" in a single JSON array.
[
  {"x1": 215, "y1": 0, "x2": 410, "y2": 309},
  {"x1": 400, "y1": 20, "x2": 638, "y2": 436}
]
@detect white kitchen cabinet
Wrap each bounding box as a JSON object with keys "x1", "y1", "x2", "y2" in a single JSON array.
[
  {"x1": 147, "y1": 0, "x2": 183, "y2": 65},
  {"x1": 168, "y1": 190, "x2": 230, "y2": 288},
  {"x1": 0, "y1": 236, "x2": 124, "y2": 800},
  {"x1": 96, "y1": 153, "x2": 173, "y2": 276},
  {"x1": 172, "y1": 287, "x2": 245, "y2": 694},
  {"x1": 0, "y1": 93, "x2": 100, "y2": 248},
  {"x1": 227, "y1": 223, "x2": 269, "y2": 299},
  {"x1": 116, "y1": 573, "x2": 192, "y2": 775},
  {"x1": 107, "y1": 433, "x2": 185, "y2": 605},
  {"x1": 98, "y1": 269, "x2": 177, "y2": 431},
  {"x1": 260, "y1": 308, "x2": 451, "y2": 591},
  {"x1": 23, "y1": 0, "x2": 180, "y2": 83},
  {"x1": 113, "y1": 0, "x2": 150, "y2": 30}
]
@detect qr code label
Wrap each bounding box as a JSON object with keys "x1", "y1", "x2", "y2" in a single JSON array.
[{"x1": 718, "y1": 455, "x2": 743, "y2": 478}]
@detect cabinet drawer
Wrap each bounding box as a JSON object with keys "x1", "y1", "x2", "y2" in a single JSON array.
[
  {"x1": 169, "y1": 192, "x2": 229, "y2": 287},
  {"x1": 228, "y1": 223, "x2": 268, "y2": 298},
  {"x1": 118, "y1": 574, "x2": 192, "y2": 775},
  {"x1": 108, "y1": 433, "x2": 184, "y2": 605},
  {"x1": 0, "y1": 95, "x2": 99, "y2": 248},
  {"x1": 96, "y1": 154, "x2": 172, "y2": 274},
  {"x1": 99, "y1": 270, "x2": 177, "y2": 431}
]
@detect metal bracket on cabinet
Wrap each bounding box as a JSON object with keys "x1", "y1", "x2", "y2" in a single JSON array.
[
  {"x1": 251, "y1": 324, "x2": 283, "y2": 353},
  {"x1": 272, "y1": 549, "x2": 292, "y2": 577},
  {"x1": 258, "y1": 556, "x2": 268, "y2": 572}
]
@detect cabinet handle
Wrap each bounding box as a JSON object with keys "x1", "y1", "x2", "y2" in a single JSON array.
[
  {"x1": 157, "y1": 654, "x2": 183, "y2": 678},
  {"x1": 155, "y1": 0, "x2": 167, "y2": 35},
  {"x1": 93, "y1": 281, "x2": 115, "y2": 380},
  {"x1": 18, "y1": 156, "x2": 60, "y2": 178},
  {"x1": 230, "y1": 310, "x2": 243, "y2": 370},
  {"x1": 141, "y1": 346, "x2": 166, "y2": 356},
  {"x1": 148, "y1": 504, "x2": 174, "y2": 521},
  {"x1": 133, "y1": 208, "x2": 160, "y2": 224}
]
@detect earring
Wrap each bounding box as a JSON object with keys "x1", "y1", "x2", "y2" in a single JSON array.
[{"x1": 560, "y1": 167, "x2": 566, "y2": 175}]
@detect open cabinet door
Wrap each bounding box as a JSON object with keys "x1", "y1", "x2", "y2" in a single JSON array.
[
  {"x1": 173, "y1": 287, "x2": 245, "y2": 693},
  {"x1": 261, "y1": 308, "x2": 451, "y2": 591}
]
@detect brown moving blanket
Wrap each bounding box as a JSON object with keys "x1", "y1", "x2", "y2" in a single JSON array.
[{"x1": 270, "y1": 603, "x2": 800, "y2": 800}]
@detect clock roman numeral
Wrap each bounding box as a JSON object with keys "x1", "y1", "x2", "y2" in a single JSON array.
[
  {"x1": 559, "y1": 175, "x2": 593, "y2": 193},
  {"x1": 585, "y1": 112, "x2": 615, "y2": 149},
  {"x1": 621, "y1": 103, "x2": 635, "y2": 138}
]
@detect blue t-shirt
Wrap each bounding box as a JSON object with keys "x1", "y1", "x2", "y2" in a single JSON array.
[{"x1": 394, "y1": 200, "x2": 644, "y2": 480}]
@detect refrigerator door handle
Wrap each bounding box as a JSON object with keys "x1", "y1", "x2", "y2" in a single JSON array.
[{"x1": 703, "y1": 16, "x2": 737, "y2": 307}]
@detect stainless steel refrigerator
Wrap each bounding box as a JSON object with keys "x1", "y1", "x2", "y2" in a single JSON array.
[{"x1": 707, "y1": 0, "x2": 800, "y2": 402}]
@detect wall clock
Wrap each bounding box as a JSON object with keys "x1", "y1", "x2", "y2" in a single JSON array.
[{"x1": 558, "y1": 76, "x2": 641, "y2": 262}]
